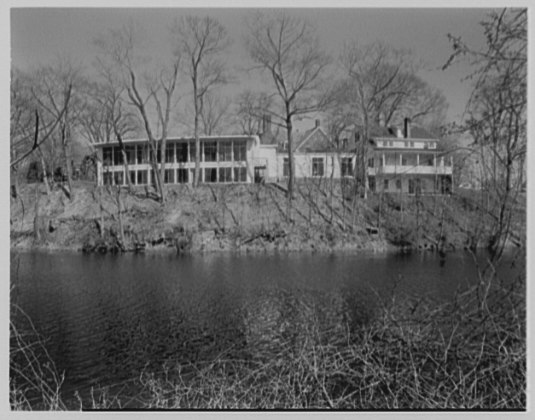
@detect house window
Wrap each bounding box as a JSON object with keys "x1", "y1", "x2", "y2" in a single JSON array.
[
  {"x1": 164, "y1": 169, "x2": 175, "y2": 184},
  {"x1": 219, "y1": 167, "x2": 232, "y2": 182},
  {"x1": 409, "y1": 179, "x2": 415, "y2": 194},
  {"x1": 384, "y1": 179, "x2": 389, "y2": 190},
  {"x1": 176, "y1": 143, "x2": 188, "y2": 163},
  {"x1": 312, "y1": 158, "x2": 324, "y2": 177},
  {"x1": 203, "y1": 141, "x2": 217, "y2": 162},
  {"x1": 234, "y1": 167, "x2": 247, "y2": 182},
  {"x1": 220, "y1": 141, "x2": 232, "y2": 162},
  {"x1": 283, "y1": 158, "x2": 289, "y2": 177},
  {"x1": 165, "y1": 144, "x2": 175, "y2": 163},
  {"x1": 396, "y1": 179, "x2": 402, "y2": 190},
  {"x1": 233, "y1": 141, "x2": 246, "y2": 162},
  {"x1": 342, "y1": 138, "x2": 348, "y2": 149},
  {"x1": 136, "y1": 170, "x2": 148, "y2": 185},
  {"x1": 368, "y1": 158, "x2": 374, "y2": 168},
  {"x1": 341, "y1": 158, "x2": 353, "y2": 176},
  {"x1": 388, "y1": 141, "x2": 393, "y2": 147},
  {"x1": 103, "y1": 147, "x2": 113, "y2": 166},
  {"x1": 401, "y1": 156, "x2": 408, "y2": 166},
  {"x1": 445, "y1": 157, "x2": 452, "y2": 167},
  {"x1": 125, "y1": 146, "x2": 136, "y2": 164},
  {"x1": 113, "y1": 147, "x2": 123, "y2": 165},
  {"x1": 129, "y1": 170, "x2": 136, "y2": 185},
  {"x1": 177, "y1": 168, "x2": 188, "y2": 183},
  {"x1": 113, "y1": 171, "x2": 124, "y2": 186},
  {"x1": 204, "y1": 167, "x2": 217, "y2": 183}
]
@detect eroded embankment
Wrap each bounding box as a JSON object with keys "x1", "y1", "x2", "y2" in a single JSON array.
[
  {"x1": 11, "y1": 181, "x2": 523, "y2": 255},
  {"x1": 10, "y1": 182, "x2": 388, "y2": 254}
]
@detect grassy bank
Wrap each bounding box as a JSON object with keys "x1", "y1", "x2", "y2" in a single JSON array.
[{"x1": 11, "y1": 255, "x2": 526, "y2": 410}]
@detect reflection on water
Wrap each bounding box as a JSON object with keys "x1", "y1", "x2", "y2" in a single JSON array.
[{"x1": 10, "y1": 250, "x2": 521, "y2": 406}]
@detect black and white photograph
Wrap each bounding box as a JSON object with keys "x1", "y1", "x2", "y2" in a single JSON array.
[{"x1": 9, "y1": 2, "x2": 527, "y2": 411}]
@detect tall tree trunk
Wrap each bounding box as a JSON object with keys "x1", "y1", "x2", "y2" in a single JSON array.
[
  {"x1": 194, "y1": 82, "x2": 201, "y2": 188},
  {"x1": 115, "y1": 132, "x2": 134, "y2": 193},
  {"x1": 37, "y1": 147, "x2": 50, "y2": 195},
  {"x1": 286, "y1": 108, "x2": 294, "y2": 200},
  {"x1": 362, "y1": 118, "x2": 369, "y2": 199},
  {"x1": 160, "y1": 138, "x2": 167, "y2": 195},
  {"x1": 148, "y1": 140, "x2": 165, "y2": 202},
  {"x1": 115, "y1": 187, "x2": 126, "y2": 251},
  {"x1": 33, "y1": 186, "x2": 41, "y2": 242},
  {"x1": 61, "y1": 121, "x2": 74, "y2": 200}
]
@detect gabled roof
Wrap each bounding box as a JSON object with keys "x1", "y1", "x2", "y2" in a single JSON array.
[{"x1": 294, "y1": 125, "x2": 333, "y2": 153}]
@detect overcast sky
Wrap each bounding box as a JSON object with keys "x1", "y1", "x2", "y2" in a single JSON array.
[{"x1": 11, "y1": 6, "x2": 497, "y2": 127}]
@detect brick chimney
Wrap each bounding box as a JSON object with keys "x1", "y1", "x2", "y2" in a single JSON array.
[{"x1": 404, "y1": 117, "x2": 412, "y2": 138}]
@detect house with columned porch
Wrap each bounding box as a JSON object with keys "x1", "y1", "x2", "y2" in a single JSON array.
[
  {"x1": 94, "y1": 135, "x2": 260, "y2": 186},
  {"x1": 366, "y1": 118, "x2": 453, "y2": 194},
  {"x1": 93, "y1": 117, "x2": 452, "y2": 194}
]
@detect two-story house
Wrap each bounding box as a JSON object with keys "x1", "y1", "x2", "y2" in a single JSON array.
[
  {"x1": 94, "y1": 135, "x2": 260, "y2": 186},
  {"x1": 367, "y1": 118, "x2": 453, "y2": 194},
  {"x1": 92, "y1": 117, "x2": 452, "y2": 195}
]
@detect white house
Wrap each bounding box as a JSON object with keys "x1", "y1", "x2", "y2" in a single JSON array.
[
  {"x1": 94, "y1": 135, "x2": 260, "y2": 186},
  {"x1": 367, "y1": 119, "x2": 453, "y2": 194},
  {"x1": 258, "y1": 116, "x2": 356, "y2": 182},
  {"x1": 93, "y1": 117, "x2": 453, "y2": 194}
]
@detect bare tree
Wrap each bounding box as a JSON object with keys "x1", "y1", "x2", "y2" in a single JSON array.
[
  {"x1": 199, "y1": 92, "x2": 231, "y2": 136},
  {"x1": 79, "y1": 78, "x2": 140, "y2": 191},
  {"x1": 234, "y1": 90, "x2": 274, "y2": 135},
  {"x1": 179, "y1": 91, "x2": 231, "y2": 136},
  {"x1": 25, "y1": 58, "x2": 83, "y2": 200},
  {"x1": 245, "y1": 11, "x2": 332, "y2": 198},
  {"x1": 340, "y1": 42, "x2": 447, "y2": 197},
  {"x1": 324, "y1": 79, "x2": 357, "y2": 145},
  {"x1": 172, "y1": 15, "x2": 230, "y2": 187},
  {"x1": 95, "y1": 22, "x2": 180, "y2": 203},
  {"x1": 444, "y1": 8, "x2": 527, "y2": 260},
  {"x1": 11, "y1": 69, "x2": 39, "y2": 194}
]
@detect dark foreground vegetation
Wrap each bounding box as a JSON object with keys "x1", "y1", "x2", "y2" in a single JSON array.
[{"x1": 10, "y1": 253, "x2": 525, "y2": 410}]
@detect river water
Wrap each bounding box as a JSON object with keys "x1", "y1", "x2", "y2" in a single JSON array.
[{"x1": 10, "y1": 250, "x2": 522, "y2": 408}]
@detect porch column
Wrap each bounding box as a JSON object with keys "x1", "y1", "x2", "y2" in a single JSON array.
[
  {"x1": 416, "y1": 154, "x2": 420, "y2": 166},
  {"x1": 97, "y1": 160, "x2": 102, "y2": 186}
]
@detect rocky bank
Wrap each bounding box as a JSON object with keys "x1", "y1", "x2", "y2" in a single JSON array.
[{"x1": 10, "y1": 181, "x2": 523, "y2": 255}]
